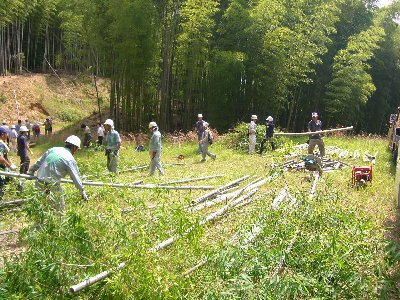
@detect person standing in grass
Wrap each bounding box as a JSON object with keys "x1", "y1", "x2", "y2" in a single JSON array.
[
  {"x1": 104, "y1": 119, "x2": 121, "y2": 173},
  {"x1": 44, "y1": 117, "x2": 52, "y2": 135},
  {"x1": 28, "y1": 135, "x2": 88, "y2": 211},
  {"x1": 0, "y1": 127, "x2": 17, "y2": 200},
  {"x1": 148, "y1": 121, "x2": 164, "y2": 176},
  {"x1": 9, "y1": 125, "x2": 18, "y2": 153},
  {"x1": 248, "y1": 115, "x2": 258, "y2": 154},
  {"x1": 17, "y1": 125, "x2": 33, "y2": 174},
  {"x1": 200, "y1": 122, "x2": 216, "y2": 162},
  {"x1": 25, "y1": 118, "x2": 31, "y2": 140},
  {"x1": 81, "y1": 123, "x2": 92, "y2": 148},
  {"x1": 307, "y1": 112, "x2": 325, "y2": 157},
  {"x1": 258, "y1": 116, "x2": 276, "y2": 154},
  {"x1": 97, "y1": 123, "x2": 105, "y2": 145},
  {"x1": 195, "y1": 113, "x2": 205, "y2": 154},
  {"x1": 15, "y1": 119, "x2": 22, "y2": 133}
]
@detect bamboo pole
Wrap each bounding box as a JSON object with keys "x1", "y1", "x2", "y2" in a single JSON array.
[
  {"x1": 191, "y1": 175, "x2": 250, "y2": 206},
  {"x1": 270, "y1": 231, "x2": 299, "y2": 277},
  {"x1": 0, "y1": 171, "x2": 213, "y2": 190},
  {"x1": 309, "y1": 173, "x2": 320, "y2": 199},
  {"x1": 272, "y1": 188, "x2": 289, "y2": 209},
  {"x1": 0, "y1": 199, "x2": 26, "y2": 208},
  {"x1": 274, "y1": 126, "x2": 353, "y2": 136},
  {"x1": 70, "y1": 262, "x2": 126, "y2": 293},
  {"x1": 0, "y1": 229, "x2": 19, "y2": 236},
  {"x1": 158, "y1": 174, "x2": 223, "y2": 186},
  {"x1": 182, "y1": 259, "x2": 208, "y2": 276}
]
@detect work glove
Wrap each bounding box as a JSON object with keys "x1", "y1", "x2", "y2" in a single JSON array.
[
  {"x1": 151, "y1": 151, "x2": 157, "y2": 159},
  {"x1": 9, "y1": 164, "x2": 17, "y2": 171},
  {"x1": 81, "y1": 190, "x2": 88, "y2": 201},
  {"x1": 113, "y1": 150, "x2": 119, "y2": 157}
]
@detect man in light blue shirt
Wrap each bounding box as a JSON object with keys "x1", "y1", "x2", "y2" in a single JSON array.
[
  {"x1": 104, "y1": 119, "x2": 121, "y2": 173},
  {"x1": 28, "y1": 135, "x2": 87, "y2": 211},
  {"x1": 148, "y1": 121, "x2": 164, "y2": 176}
]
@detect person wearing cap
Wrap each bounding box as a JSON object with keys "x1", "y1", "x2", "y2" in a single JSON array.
[
  {"x1": 195, "y1": 114, "x2": 205, "y2": 154},
  {"x1": 28, "y1": 135, "x2": 87, "y2": 211},
  {"x1": 307, "y1": 112, "x2": 325, "y2": 157},
  {"x1": 148, "y1": 121, "x2": 164, "y2": 176},
  {"x1": 97, "y1": 123, "x2": 105, "y2": 145},
  {"x1": 1, "y1": 120, "x2": 9, "y2": 146},
  {"x1": 44, "y1": 117, "x2": 52, "y2": 135},
  {"x1": 25, "y1": 119, "x2": 31, "y2": 140},
  {"x1": 258, "y1": 116, "x2": 276, "y2": 154},
  {"x1": 9, "y1": 125, "x2": 18, "y2": 153},
  {"x1": 81, "y1": 123, "x2": 92, "y2": 147},
  {"x1": 17, "y1": 125, "x2": 33, "y2": 174},
  {"x1": 0, "y1": 127, "x2": 17, "y2": 199},
  {"x1": 104, "y1": 119, "x2": 121, "y2": 173},
  {"x1": 200, "y1": 122, "x2": 216, "y2": 162},
  {"x1": 248, "y1": 115, "x2": 258, "y2": 154},
  {"x1": 32, "y1": 121, "x2": 40, "y2": 140}
]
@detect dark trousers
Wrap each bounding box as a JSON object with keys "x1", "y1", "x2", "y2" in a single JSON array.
[
  {"x1": 19, "y1": 155, "x2": 30, "y2": 174},
  {"x1": 98, "y1": 136, "x2": 103, "y2": 146},
  {"x1": 259, "y1": 137, "x2": 275, "y2": 154}
]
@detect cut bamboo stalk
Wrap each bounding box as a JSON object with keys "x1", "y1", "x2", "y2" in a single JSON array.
[
  {"x1": 158, "y1": 174, "x2": 223, "y2": 186},
  {"x1": 182, "y1": 259, "x2": 208, "y2": 276},
  {"x1": 0, "y1": 171, "x2": 213, "y2": 190},
  {"x1": 191, "y1": 175, "x2": 250, "y2": 206},
  {"x1": 272, "y1": 188, "x2": 288, "y2": 209},
  {"x1": 0, "y1": 229, "x2": 19, "y2": 236},
  {"x1": 274, "y1": 126, "x2": 353, "y2": 136},
  {"x1": 309, "y1": 173, "x2": 320, "y2": 199},
  {"x1": 151, "y1": 189, "x2": 258, "y2": 252},
  {"x1": 70, "y1": 262, "x2": 126, "y2": 293},
  {"x1": 0, "y1": 199, "x2": 26, "y2": 208},
  {"x1": 270, "y1": 231, "x2": 299, "y2": 277}
]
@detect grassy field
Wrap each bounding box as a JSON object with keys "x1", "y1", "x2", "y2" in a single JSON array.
[{"x1": 0, "y1": 132, "x2": 399, "y2": 299}]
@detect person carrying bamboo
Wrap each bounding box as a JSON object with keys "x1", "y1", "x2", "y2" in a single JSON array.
[
  {"x1": 200, "y1": 122, "x2": 216, "y2": 162},
  {"x1": 0, "y1": 127, "x2": 17, "y2": 200},
  {"x1": 104, "y1": 119, "x2": 121, "y2": 173},
  {"x1": 307, "y1": 112, "x2": 325, "y2": 157},
  {"x1": 148, "y1": 121, "x2": 164, "y2": 176},
  {"x1": 28, "y1": 135, "x2": 88, "y2": 211},
  {"x1": 248, "y1": 115, "x2": 258, "y2": 154},
  {"x1": 17, "y1": 125, "x2": 33, "y2": 174},
  {"x1": 258, "y1": 116, "x2": 276, "y2": 154}
]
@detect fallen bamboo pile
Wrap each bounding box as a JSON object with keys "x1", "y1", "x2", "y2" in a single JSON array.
[{"x1": 0, "y1": 199, "x2": 26, "y2": 208}]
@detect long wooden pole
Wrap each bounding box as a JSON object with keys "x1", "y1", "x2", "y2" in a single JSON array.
[
  {"x1": 0, "y1": 199, "x2": 26, "y2": 208},
  {"x1": 158, "y1": 174, "x2": 223, "y2": 186},
  {"x1": 274, "y1": 126, "x2": 353, "y2": 136},
  {"x1": 0, "y1": 171, "x2": 214, "y2": 190}
]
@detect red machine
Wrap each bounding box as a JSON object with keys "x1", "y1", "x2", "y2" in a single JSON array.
[{"x1": 352, "y1": 165, "x2": 373, "y2": 186}]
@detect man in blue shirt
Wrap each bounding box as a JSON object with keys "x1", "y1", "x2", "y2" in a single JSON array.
[
  {"x1": 307, "y1": 112, "x2": 325, "y2": 157},
  {"x1": 17, "y1": 125, "x2": 33, "y2": 174},
  {"x1": 258, "y1": 116, "x2": 276, "y2": 154},
  {"x1": 28, "y1": 135, "x2": 87, "y2": 211},
  {"x1": 195, "y1": 114, "x2": 205, "y2": 154},
  {"x1": 0, "y1": 127, "x2": 17, "y2": 199},
  {"x1": 104, "y1": 119, "x2": 121, "y2": 173}
]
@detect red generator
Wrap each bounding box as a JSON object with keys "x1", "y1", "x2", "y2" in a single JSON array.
[{"x1": 352, "y1": 165, "x2": 373, "y2": 186}]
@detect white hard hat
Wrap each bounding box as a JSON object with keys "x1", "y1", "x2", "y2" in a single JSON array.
[
  {"x1": 19, "y1": 125, "x2": 29, "y2": 132},
  {"x1": 149, "y1": 121, "x2": 158, "y2": 128},
  {"x1": 10, "y1": 125, "x2": 15, "y2": 129},
  {"x1": 2, "y1": 120, "x2": 6, "y2": 125},
  {"x1": 266, "y1": 116, "x2": 273, "y2": 122},
  {"x1": 251, "y1": 115, "x2": 258, "y2": 120},
  {"x1": 65, "y1": 135, "x2": 81, "y2": 148},
  {"x1": 104, "y1": 119, "x2": 114, "y2": 127},
  {"x1": 198, "y1": 113, "x2": 203, "y2": 118},
  {"x1": 312, "y1": 112, "x2": 318, "y2": 117}
]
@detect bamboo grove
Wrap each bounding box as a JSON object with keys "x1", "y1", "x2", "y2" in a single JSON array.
[{"x1": 1, "y1": 0, "x2": 400, "y2": 133}]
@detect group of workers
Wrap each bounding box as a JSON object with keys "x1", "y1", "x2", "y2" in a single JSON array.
[{"x1": 247, "y1": 112, "x2": 325, "y2": 156}]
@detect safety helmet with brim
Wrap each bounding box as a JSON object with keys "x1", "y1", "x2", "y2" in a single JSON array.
[
  {"x1": 19, "y1": 125, "x2": 29, "y2": 132},
  {"x1": 0, "y1": 127, "x2": 8, "y2": 135},
  {"x1": 149, "y1": 121, "x2": 158, "y2": 129},
  {"x1": 198, "y1": 113, "x2": 203, "y2": 118},
  {"x1": 104, "y1": 119, "x2": 114, "y2": 127},
  {"x1": 65, "y1": 135, "x2": 81, "y2": 148},
  {"x1": 266, "y1": 116, "x2": 273, "y2": 122},
  {"x1": 251, "y1": 115, "x2": 258, "y2": 120}
]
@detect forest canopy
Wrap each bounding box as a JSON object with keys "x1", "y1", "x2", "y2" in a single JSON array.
[{"x1": 1, "y1": 0, "x2": 400, "y2": 133}]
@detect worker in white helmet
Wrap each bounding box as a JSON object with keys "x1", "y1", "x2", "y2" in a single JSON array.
[
  {"x1": 200, "y1": 122, "x2": 216, "y2": 162},
  {"x1": 248, "y1": 115, "x2": 258, "y2": 154},
  {"x1": 148, "y1": 121, "x2": 164, "y2": 176},
  {"x1": 28, "y1": 135, "x2": 87, "y2": 211},
  {"x1": 195, "y1": 113, "x2": 205, "y2": 154},
  {"x1": 104, "y1": 119, "x2": 121, "y2": 173},
  {"x1": 307, "y1": 112, "x2": 325, "y2": 157},
  {"x1": 258, "y1": 116, "x2": 276, "y2": 154},
  {"x1": 17, "y1": 125, "x2": 33, "y2": 174}
]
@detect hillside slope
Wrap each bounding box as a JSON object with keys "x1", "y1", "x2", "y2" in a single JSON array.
[{"x1": 0, "y1": 73, "x2": 109, "y2": 125}]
